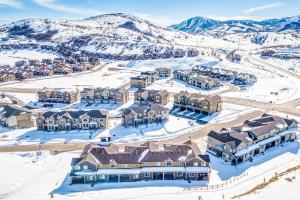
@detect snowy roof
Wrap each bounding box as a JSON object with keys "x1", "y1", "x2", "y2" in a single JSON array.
[
  {"x1": 257, "y1": 135, "x2": 281, "y2": 146},
  {"x1": 234, "y1": 143, "x2": 260, "y2": 157},
  {"x1": 74, "y1": 141, "x2": 208, "y2": 167}
]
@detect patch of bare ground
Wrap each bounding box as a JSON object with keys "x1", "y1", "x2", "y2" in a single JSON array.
[{"x1": 231, "y1": 164, "x2": 300, "y2": 199}]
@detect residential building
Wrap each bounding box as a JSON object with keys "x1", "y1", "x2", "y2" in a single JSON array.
[
  {"x1": 122, "y1": 104, "x2": 169, "y2": 127},
  {"x1": 207, "y1": 114, "x2": 298, "y2": 165},
  {"x1": 36, "y1": 110, "x2": 109, "y2": 131},
  {"x1": 70, "y1": 141, "x2": 210, "y2": 184},
  {"x1": 37, "y1": 88, "x2": 79, "y2": 104},
  {"x1": 173, "y1": 70, "x2": 221, "y2": 90},
  {"x1": 155, "y1": 67, "x2": 172, "y2": 78},
  {"x1": 0, "y1": 73, "x2": 16, "y2": 82},
  {"x1": 80, "y1": 87, "x2": 129, "y2": 105},
  {"x1": 130, "y1": 71, "x2": 157, "y2": 88},
  {"x1": 134, "y1": 89, "x2": 169, "y2": 106},
  {"x1": 0, "y1": 105, "x2": 35, "y2": 128},
  {"x1": 193, "y1": 66, "x2": 257, "y2": 86},
  {"x1": 173, "y1": 91, "x2": 222, "y2": 115}
]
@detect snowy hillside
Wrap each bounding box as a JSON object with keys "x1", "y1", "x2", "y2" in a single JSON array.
[
  {"x1": 171, "y1": 15, "x2": 300, "y2": 34},
  {"x1": 171, "y1": 16, "x2": 300, "y2": 47},
  {"x1": 0, "y1": 13, "x2": 237, "y2": 59}
]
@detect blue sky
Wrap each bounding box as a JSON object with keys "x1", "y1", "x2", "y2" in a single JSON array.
[{"x1": 0, "y1": 0, "x2": 299, "y2": 25}]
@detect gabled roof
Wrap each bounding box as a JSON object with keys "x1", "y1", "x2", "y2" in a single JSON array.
[
  {"x1": 40, "y1": 110, "x2": 108, "y2": 120},
  {"x1": 74, "y1": 141, "x2": 208, "y2": 166},
  {"x1": 0, "y1": 105, "x2": 30, "y2": 118}
]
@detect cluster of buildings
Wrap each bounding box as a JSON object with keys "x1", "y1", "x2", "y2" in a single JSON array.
[
  {"x1": 70, "y1": 141, "x2": 210, "y2": 184},
  {"x1": 193, "y1": 66, "x2": 257, "y2": 86},
  {"x1": 0, "y1": 43, "x2": 100, "y2": 83},
  {"x1": 0, "y1": 57, "x2": 96, "y2": 82},
  {"x1": 207, "y1": 113, "x2": 298, "y2": 165}
]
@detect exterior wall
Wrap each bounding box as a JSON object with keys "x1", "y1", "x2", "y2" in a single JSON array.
[
  {"x1": 36, "y1": 114, "x2": 108, "y2": 131},
  {"x1": 130, "y1": 78, "x2": 147, "y2": 88},
  {"x1": 38, "y1": 90, "x2": 79, "y2": 104},
  {"x1": 71, "y1": 169, "x2": 209, "y2": 184},
  {"x1": 80, "y1": 88, "x2": 128, "y2": 105},
  {"x1": 16, "y1": 114, "x2": 35, "y2": 128}
]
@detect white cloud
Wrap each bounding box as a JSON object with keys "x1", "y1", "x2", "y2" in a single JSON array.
[
  {"x1": 0, "y1": 0, "x2": 23, "y2": 9},
  {"x1": 244, "y1": 2, "x2": 284, "y2": 14},
  {"x1": 32, "y1": 0, "x2": 102, "y2": 15}
]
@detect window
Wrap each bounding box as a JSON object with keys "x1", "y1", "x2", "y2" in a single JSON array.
[
  {"x1": 83, "y1": 165, "x2": 88, "y2": 170},
  {"x1": 190, "y1": 172, "x2": 195, "y2": 177},
  {"x1": 155, "y1": 162, "x2": 160, "y2": 166},
  {"x1": 100, "y1": 175, "x2": 105, "y2": 179},
  {"x1": 193, "y1": 162, "x2": 198, "y2": 167},
  {"x1": 177, "y1": 172, "x2": 183, "y2": 176},
  {"x1": 166, "y1": 161, "x2": 172, "y2": 166},
  {"x1": 111, "y1": 164, "x2": 116, "y2": 168},
  {"x1": 134, "y1": 174, "x2": 139, "y2": 179},
  {"x1": 75, "y1": 166, "x2": 81, "y2": 170},
  {"x1": 89, "y1": 176, "x2": 93, "y2": 181},
  {"x1": 123, "y1": 164, "x2": 128, "y2": 168},
  {"x1": 144, "y1": 172, "x2": 150, "y2": 177}
]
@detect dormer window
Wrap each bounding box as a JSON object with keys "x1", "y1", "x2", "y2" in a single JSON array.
[
  {"x1": 193, "y1": 162, "x2": 198, "y2": 167},
  {"x1": 111, "y1": 164, "x2": 116, "y2": 168},
  {"x1": 166, "y1": 161, "x2": 172, "y2": 166}
]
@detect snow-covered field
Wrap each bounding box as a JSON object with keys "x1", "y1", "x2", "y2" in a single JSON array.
[
  {"x1": 0, "y1": 49, "x2": 59, "y2": 65},
  {"x1": 223, "y1": 76, "x2": 300, "y2": 104},
  {"x1": 0, "y1": 139, "x2": 299, "y2": 200},
  {"x1": 263, "y1": 57, "x2": 300, "y2": 75}
]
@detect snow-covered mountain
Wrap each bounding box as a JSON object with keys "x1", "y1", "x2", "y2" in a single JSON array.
[
  {"x1": 170, "y1": 16, "x2": 300, "y2": 47},
  {"x1": 0, "y1": 13, "x2": 236, "y2": 59},
  {"x1": 171, "y1": 16, "x2": 300, "y2": 35},
  {"x1": 0, "y1": 13, "x2": 298, "y2": 60}
]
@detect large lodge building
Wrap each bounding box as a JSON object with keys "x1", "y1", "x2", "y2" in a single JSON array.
[{"x1": 71, "y1": 141, "x2": 210, "y2": 184}]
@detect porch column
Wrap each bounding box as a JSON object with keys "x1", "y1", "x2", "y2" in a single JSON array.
[
  {"x1": 162, "y1": 172, "x2": 165, "y2": 180},
  {"x1": 118, "y1": 175, "x2": 120, "y2": 182}
]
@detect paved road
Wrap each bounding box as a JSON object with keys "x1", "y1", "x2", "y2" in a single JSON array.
[
  {"x1": 241, "y1": 53, "x2": 300, "y2": 80},
  {"x1": 0, "y1": 110, "x2": 264, "y2": 153},
  {"x1": 222, "y1": 97, "x2": 300, "y2": 117}
]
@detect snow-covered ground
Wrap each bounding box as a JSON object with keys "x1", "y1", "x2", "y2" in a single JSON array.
[
  {"x1": 223, "y1": 76, "x2": 300, "y2": 104},
  {"x1": 263, "y1": 57, "x2": 300, "y2": 75},
  {"x1": 0, "y1": 49, "x2": 59, "y2": 65},
  {"x1": 0, "y1": 139, "x2": 299, "y2": 200},
  {"x1": 5, "y1": 92, "x2": 37, "y2": 104}
]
